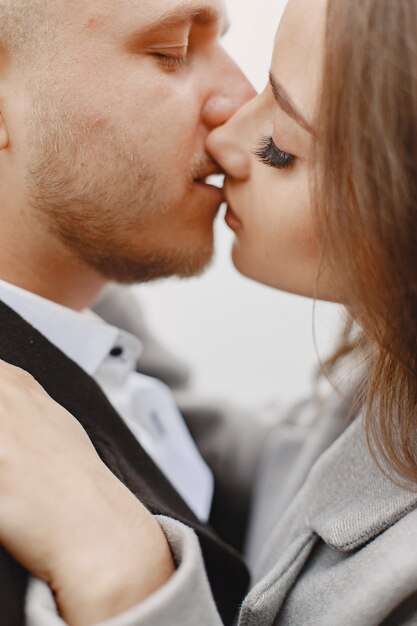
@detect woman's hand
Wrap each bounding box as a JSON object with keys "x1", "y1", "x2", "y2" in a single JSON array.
[{"x1": 0, "y1": 360, "x2": 174, "y2": 626}]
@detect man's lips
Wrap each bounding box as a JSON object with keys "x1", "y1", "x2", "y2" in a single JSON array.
[
  {"x1": 193, "y1": 170, "x2": 225, "y2": 207},
  {"x1": 194, "y1": 165, "x2": 225, "y2": 189}
]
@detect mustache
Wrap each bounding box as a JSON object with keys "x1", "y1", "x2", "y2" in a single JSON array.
[{"x1": 191, "y1": 156, "x2": 224, "y2": 182}]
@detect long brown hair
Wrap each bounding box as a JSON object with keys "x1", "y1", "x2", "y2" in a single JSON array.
[{"x1": 315, "y1": 0, "x2": 417, "y2": 483}]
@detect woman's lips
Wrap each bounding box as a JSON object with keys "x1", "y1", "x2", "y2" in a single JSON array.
[
  {"x1": 225, "y1": 203, "x2": 243, "y2": 232},
  {"x1": 223, "y1": 181, "x2": 243, "y2": 232}
]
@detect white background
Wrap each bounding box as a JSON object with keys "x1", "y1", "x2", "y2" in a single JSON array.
[{"x1": 136, "y1": 0, "x2": 342, "y2": 410}]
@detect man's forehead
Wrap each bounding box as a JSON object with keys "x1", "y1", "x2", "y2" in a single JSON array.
[{"x1": 84, "y1": 0, "x2": 228, "y2": 31}]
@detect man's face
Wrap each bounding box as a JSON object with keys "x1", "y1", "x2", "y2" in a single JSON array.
[{"x1": 7, "y1": 0, "x2": 253, "y2": 283}]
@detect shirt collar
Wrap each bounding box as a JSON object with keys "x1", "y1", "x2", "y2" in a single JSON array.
[{"x1": 0, "y1": 279, "x2": 143, "y2": 377}]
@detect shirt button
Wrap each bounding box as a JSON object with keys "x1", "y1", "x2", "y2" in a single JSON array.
[{"x1": 110, "y1": 346, "x2": 124, "y2": 357}]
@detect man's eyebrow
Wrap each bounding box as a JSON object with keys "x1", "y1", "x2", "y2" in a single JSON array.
[
  {"x1": 269, "y1": 71, "x2": 313, "y2": 134},
  {"x1": 141, "y1": 4, "x2": 230, "y2": 37}
]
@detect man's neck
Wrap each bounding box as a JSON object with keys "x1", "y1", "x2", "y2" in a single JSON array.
[
  {"x1": 0, "y1": 204, "x2": 108, "y2": 309},
  {"x1": 0, "y1": 234, "x2": 106, "y2": 311},
  {"x1": 0, "y1": 270, "x2": 106, "y2": 311}
]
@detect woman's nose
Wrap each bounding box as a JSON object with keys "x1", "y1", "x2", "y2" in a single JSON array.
[{"x1": 206, "y1": 117, "x2": 251, "y2": 181}]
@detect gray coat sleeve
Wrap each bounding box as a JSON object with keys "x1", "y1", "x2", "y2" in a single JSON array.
[
  {"x1": 381, "y1": 592, "x2": 417, "y2": 626},
  {"x1": 25, "y1": 517, "x2": 223, "y2": 626}
]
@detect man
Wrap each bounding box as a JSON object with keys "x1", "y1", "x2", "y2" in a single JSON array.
[{"x1": 0, "y1": 0, "x2": 256, "y2": 623}]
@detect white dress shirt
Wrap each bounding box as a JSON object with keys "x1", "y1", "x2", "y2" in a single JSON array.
[{"x1": 0, "y1": 279, "x2": 213, "y2": 522}]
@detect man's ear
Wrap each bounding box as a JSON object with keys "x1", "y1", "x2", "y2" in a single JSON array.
[{"x1": 0, "y1": 110, "x2": 9, "y2": 150}]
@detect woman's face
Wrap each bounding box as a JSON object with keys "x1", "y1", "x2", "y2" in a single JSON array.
[{"x1": 208, "y1": 0, "x2": 334, "y2": 300}]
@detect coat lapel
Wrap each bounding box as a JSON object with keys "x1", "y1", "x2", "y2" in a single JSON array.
[
  {"x1": 239, "y1": 531, "x2": 317, "y2": 626},
  {"x1": 306, "y1": 415, "x2": 417, "y2": 552},
  {"x1": 240, "y1": 414, "x2": 417, "y2": 626}
]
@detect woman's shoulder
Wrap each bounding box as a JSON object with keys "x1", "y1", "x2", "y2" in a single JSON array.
[{"x1": 273, "y1": 504, "x2": 417, "y2": 626}]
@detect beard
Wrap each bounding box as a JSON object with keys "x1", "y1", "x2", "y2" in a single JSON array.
[{"x1": 25, "y1": 106, "x2": 215, "y2": 284}]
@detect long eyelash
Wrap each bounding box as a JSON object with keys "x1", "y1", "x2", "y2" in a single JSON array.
[{"x1": 253, "y1": 135, "x2": 295, "y2": 170}]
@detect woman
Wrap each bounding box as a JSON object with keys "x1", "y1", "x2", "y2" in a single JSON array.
[{"x1": 1, "y1": 0, "x2": 417, "y2": 624}]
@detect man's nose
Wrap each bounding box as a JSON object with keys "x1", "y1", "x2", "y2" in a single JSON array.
[{"x1": 201, "y1": 56, "x2": 256, "y2": 129}]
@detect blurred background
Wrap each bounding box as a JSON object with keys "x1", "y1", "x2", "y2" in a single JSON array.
[{"x1": 135, "y1": 0, "x2": 342, "y2": 410}]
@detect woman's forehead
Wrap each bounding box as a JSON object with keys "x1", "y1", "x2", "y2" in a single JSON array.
[{"x1": 271, "y1": 0, "x2": 327, "y2": 125}]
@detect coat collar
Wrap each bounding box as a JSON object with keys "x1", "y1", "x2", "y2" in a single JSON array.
[{"x1": 305, "y1": 415, "x2": 417, "y2": 551}]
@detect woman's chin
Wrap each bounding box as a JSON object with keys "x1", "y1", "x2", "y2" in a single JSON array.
[
  {"x1": 230, "y1": 242, "x2": 270, "y2": 287},
  {"x1": 230, "y1": 242, "x2": 339, "y2": 302}
]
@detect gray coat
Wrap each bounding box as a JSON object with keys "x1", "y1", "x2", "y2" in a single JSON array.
[{"x1": 26, "y1": 290, "x2": 417, "y2": 626}]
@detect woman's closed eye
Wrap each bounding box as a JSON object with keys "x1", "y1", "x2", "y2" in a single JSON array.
[{"x1": 254, "y1": 135, "x2": 295, "y2": 170}]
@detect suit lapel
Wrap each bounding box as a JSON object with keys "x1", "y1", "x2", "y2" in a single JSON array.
[{"x1": 0, "y1": 299, "x2": 249, "y2": 625}]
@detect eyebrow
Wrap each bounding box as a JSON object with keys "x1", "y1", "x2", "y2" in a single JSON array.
[
  {"x1": 142, "y1": 4, "x2": 230, "y2": 38},
  {"x1": 269, "y1": 71, "x2": 313, "y2": 134}
]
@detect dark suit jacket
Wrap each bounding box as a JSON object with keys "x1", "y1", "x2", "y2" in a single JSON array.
[{"x1": 0, "y1": 300, "x2": 249, "y2": 626}]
